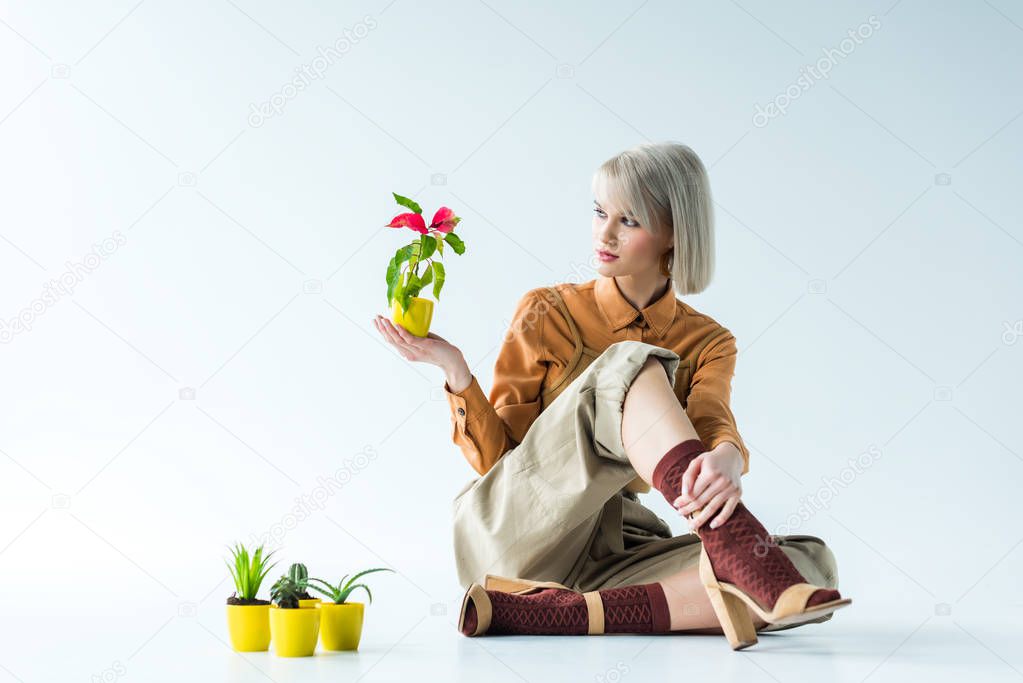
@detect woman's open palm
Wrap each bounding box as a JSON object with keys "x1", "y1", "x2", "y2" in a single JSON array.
[{"x1": 373, "y1": 314, "x2": 459, "y2": 369}]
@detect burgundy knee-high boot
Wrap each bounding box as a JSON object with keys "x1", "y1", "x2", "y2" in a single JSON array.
[
  {"x1": 459, "y1": 582, "x2": 672, "y2": 637},
  {"x1": 650, "y1": 438, "x2": 842, "y2": 615}
]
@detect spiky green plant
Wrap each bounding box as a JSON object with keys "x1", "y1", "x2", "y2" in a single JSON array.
[
  {"x1": 270, "y1": 573, "x2": 303, "y2": 609},
  {"x1": 287, "y1": 563, "x2": 311, "y2": 598},
  {"x1": 307, "y1": 567, "x2": 394, "y2": 605},
  {"x1": 224, "y1": 542, "x2": 278, "y2": 602}
]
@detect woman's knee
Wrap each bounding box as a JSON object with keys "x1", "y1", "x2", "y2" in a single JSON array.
[{"x1": 630, "y1": 355, "x2": 673, "y2": 394}]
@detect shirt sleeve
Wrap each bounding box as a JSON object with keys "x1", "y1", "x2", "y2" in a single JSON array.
[
  {"x1": 685, "y1": 329, "x2": 750, "y2": 475},
  {"x1": 444, "y1": 288, "x2": 549, "y2": 476}
]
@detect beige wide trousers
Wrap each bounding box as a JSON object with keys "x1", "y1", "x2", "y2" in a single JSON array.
[{"x1": 452, "y1": 340, "x2": 839, "y2": 613}]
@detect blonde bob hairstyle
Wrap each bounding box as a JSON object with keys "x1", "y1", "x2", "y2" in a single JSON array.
[{"x1": 591, "y1": 141, "x2": 715, "y2": 296}]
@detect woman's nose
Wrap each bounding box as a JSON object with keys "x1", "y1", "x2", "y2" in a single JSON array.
[{"x1": 600, "y1": 224, "x2": 619, "y2": 248}]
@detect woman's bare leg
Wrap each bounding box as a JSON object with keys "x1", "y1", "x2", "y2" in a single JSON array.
[
  {"x1": 621, "y1": 356, "x2": 700, "y2": 484},
  {"x1": 620, "y1": 358, "x2": 767, "y2": 632},
  {"x1": 655, "y1": 564, "x2": 768, "y2": 632}
]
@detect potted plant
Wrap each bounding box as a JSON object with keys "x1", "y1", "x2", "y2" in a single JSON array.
[
  {"x1": 284, "y1": 563, "x2": 320, "y2": 608},
  {"x1": 224, "y1": 543, "x2": 278, "y2": 652},
  {"x1": 308, "y1": 567, "x2": 394, "y2": 651},
  {"x1": 268, "y1": 573, "x2": 321, "y2": 657},
  {"x1": 385, "y1": 192, "x2": 467, "y2": 337}
]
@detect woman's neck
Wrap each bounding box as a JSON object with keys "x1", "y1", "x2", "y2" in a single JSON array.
[{"x1": 612, "y1": 274, "x2": 671, "y2": 311}]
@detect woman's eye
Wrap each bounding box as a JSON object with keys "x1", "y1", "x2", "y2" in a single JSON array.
[
  {"x1": 593, "y1": 208, "x2": 606, "y2": 218},
  {"x1": 622, "y1": 218, "x2": 639, "y2": 227}
]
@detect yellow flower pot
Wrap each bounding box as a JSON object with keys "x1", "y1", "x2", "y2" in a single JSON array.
[
  {"x1": 391, "y1": 296, "x2": 434, "y2": 337},
  {"x1": 318, "y1": 602, "x2": 365, "y2": 651},
  {"x1": 269, "y1": 605, "x2": 321, "y2": 657},
  {"x1": 299, "y1": 598, "x2": 322, "y2": 609},
  {"x1": 226, "y1": 604, "x2": 271, "y2": 652}
]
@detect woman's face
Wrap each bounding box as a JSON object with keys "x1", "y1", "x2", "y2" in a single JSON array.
[{"x1": 591, "y1": 196, "x2": 671, "y2": 277}]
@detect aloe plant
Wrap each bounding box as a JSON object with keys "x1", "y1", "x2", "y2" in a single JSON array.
[
  {"x1": 308, "y1": 567, "x2": 394, "y2": 604},
  {"x1": 224, "y1": 542, "x2": 278, "y2": 603}
]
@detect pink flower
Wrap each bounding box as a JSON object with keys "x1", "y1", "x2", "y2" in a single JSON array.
[
  {"x1": 429, "y1": 206, "x2": 461, "y2": 233},
  {"x1": 386, "y1": 212, "x2": 427, "y2": 234}
]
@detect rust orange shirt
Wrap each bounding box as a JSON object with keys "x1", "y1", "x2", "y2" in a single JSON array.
[{"x1": 444, "y1": 276, "x2": 750, "y2": 478}]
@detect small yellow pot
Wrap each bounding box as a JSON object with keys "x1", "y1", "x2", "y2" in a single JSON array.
[
  {"x1": 226, "y1": 604, "x2": 271, "y2": 652},
  {"x1": 269, "y1": 605, "x2": 321, "y2": 657},
  {"x1": 318, "y1": 602, "x2": 365, "y2": 651},
  {"x1": 391, "y1": 297, "x2": 434, "y2": 337}
]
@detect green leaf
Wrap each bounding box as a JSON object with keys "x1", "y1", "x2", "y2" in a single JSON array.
[
  {"x1": 431, "y1": 261, "x2": 445, "y2": 300},
  {"x1": 418, "y1": 266, "x2": 433, "y2": 288},
  {"x1": 385, "y1": 257, "x2": 400, "y2": 307},
  {"x1": 345, "y1": 567, "x2": 393, "y2": 586},
  {"x1": 405, "y1": 271, "x2": 421, "y2": 300},
  {"x1": 420, "y1": 235, "x2": 437, "y2": 260},
  {"x1": 393, "y1": 244, "x2": 414, "y2": 273},
  {"x1": 340, "y1": 583, "x2": 373, "y2": 604},
  {"x1": 443, "y1": 232, "x2": 465, "y2": 255},
  {"x1": 306, "y1": 578, "x2": 338, "y2": 601},
  {"x1": 392, "y1": 192, "x2": 422, "y2": 215}
]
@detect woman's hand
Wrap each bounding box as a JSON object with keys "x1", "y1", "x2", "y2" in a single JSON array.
[
  {"x1": 372, "y1": 314, "x2": 465, "y2": 375},
  {"x1": 672, "y1": 442, "x2": 744, "y2": 532}
]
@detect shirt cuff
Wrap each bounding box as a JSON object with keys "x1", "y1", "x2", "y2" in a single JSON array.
[{"x1": 445, "y1": 374, "x2": 487, "y2": 428}]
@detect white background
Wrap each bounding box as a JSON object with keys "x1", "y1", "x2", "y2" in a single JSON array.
[{"x1": 1, "y1": 0, "x2": 1021, "y2": 681}]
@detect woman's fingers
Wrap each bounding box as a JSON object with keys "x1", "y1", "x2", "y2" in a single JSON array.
[
  {"x1": 392, "y1": 319, "x2": 422, "y2": 345},
  {"x1": 375, "y1": 315, "x2": 435, "y2": 363},
  {"x1": 375, "y1": 316, "x2": 414, "y2": 354},
  {"x1": 687, "y1": 489, "x2": 731, "y2": 532},
  {"x1": 707, "y1": 495, "x2": 740, "y2": 529},
  {"x1": 689, "y1": 458, "x2": 723, "y2": 500},
  {"x1": 679, "y1": 454, "x2": 703, "y2": 499},
  {"x1": 675, "y1": 477, "x2": 728, "y2": 516}
]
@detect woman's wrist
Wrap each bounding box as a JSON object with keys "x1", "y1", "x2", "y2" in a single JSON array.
[
  {"x1": 443, "y1": 355, "x2": 472, "y2": 393},
  {"x1": 712, "y1": 441, "x2": 744, "y2": 474}
]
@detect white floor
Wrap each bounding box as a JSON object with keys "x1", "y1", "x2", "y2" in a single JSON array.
[{"x1": 6, "y1": 603, "x2": 1020, "y2": 681}]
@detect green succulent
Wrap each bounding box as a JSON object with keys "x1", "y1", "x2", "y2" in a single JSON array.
[
  {"x1": 308, "y1": 567, "x2": 394, "y2": 605},
  {"x1": 270, "y1": 574, "x2": 303, "y2": 609},
  {"x1": 224, "y1": 542, "x2": 278, "y2": 601}
]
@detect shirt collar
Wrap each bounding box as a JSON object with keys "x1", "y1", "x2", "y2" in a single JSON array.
[{"x1": 594, "y1": 276, "x2": 677, "y2": 337}]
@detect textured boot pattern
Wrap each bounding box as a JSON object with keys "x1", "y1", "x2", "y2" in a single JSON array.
[
  {"x1": 460, "y1": 583, "x2": 671, "y2": 636},
  {"x1": 651, "y1": 439, "x2": 841, "y2": 612}
]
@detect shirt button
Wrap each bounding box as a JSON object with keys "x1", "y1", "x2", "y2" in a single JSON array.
[{"x1": 457, "y1": 407, "x2": 465, "y2": 416}]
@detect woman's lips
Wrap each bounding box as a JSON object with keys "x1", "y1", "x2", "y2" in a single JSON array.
[{"x1": 596, "y1": 250, "x2": 619, "y2": 262}]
